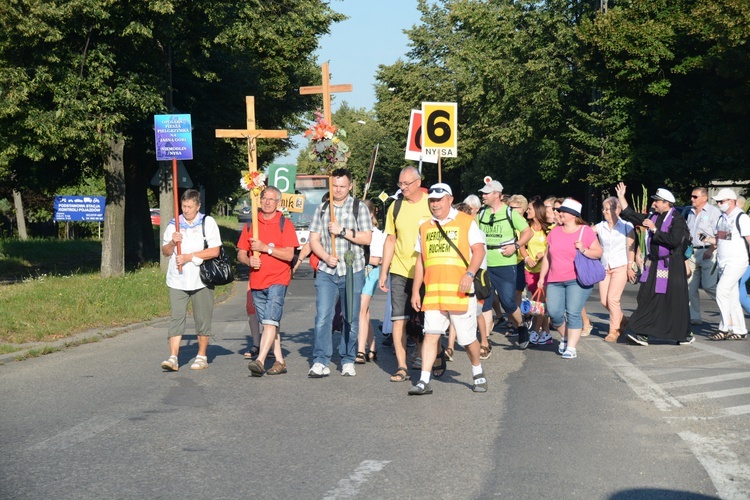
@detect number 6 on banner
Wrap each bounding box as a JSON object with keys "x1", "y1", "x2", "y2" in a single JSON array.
[{"x1": 421, "y1": 102, "x2": 457, "y2": 158}]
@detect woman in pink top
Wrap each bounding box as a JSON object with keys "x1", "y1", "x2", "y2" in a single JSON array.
[{"x1": 539, "y1": 199, "x2": 603, "y2": 359}]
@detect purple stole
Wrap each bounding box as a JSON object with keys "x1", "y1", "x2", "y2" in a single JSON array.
[{"x1": 640, "y1": 208, "x2": 674, "y2": 294}]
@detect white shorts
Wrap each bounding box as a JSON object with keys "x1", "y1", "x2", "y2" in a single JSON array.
[{"x1": 423, "y1": 296, "x2": 478, "y2": 347}]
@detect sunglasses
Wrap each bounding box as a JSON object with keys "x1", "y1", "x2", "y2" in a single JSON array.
[
  {"x1": 428, "y1": 187, "x2": 450, "y2": 195},
  {"x1": 691, "y1": 195, "x2": 701, "y2": 199}
]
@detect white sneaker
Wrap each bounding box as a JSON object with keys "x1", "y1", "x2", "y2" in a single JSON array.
[
  {"x1": 308, "y1": 362, "x2": 331, "y2": 378},
  {"x1": 529, "y1": 330, "x2": 540, "y2": 345},
  {"x1": 558, "y1": 339, "x2": 567, "y2": 355},
  {"x1": 341, "y1": 363, "x2": 356, "y2": 377},
  {"x1": 537, "y1": 331, "x2": 553, "y2": 344}
]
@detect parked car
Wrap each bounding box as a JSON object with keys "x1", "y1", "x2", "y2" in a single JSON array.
[
  {"x1": 150, "y1": 208, "x2": 160, "y2": 226},
  {"x1": 237, "y1": 206, "x2": 252, "y2": 223}
]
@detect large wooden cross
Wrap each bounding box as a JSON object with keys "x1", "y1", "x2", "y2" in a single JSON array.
[
  {"x1": 300, "y1": 62, "x2": 352, "y2": 126},
  {"x1": 215, "y1": 96, "x2": 288, "y2": 262},
  {"x1": 299, "y1": 62, "x2": 352, "y2": 254}
]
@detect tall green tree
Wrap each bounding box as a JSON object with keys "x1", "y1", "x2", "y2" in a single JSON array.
[{"x1": 0, "y1": 0, "x2": 344, "y2": 273}]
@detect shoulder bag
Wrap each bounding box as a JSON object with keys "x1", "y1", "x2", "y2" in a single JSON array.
[
  {"x1": 199, "y1": 216, "x2": 234, "y2": 287},
  {"x1": 574, "y1": 226, "x2": 605, "y2": 287}
]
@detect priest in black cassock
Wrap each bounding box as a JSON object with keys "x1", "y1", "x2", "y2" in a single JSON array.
[{"x1": 615, "y1": 182, "x2": 693, "y2": 345}]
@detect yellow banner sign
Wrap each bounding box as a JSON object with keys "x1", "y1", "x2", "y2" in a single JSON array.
[{"x1": 280, "y1": 193, "x2": 305, "y2": 213}]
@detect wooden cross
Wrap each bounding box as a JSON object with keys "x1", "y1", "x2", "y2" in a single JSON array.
[
  {"x1": 215, "y1": 96, "x2": 288, "y2": 263},
  {"x1": 300, "y1": 62, "x2": 352, "y2": 255},
  {"x1": 299, "y1": 62, "x2": 353, "y2": 126}
]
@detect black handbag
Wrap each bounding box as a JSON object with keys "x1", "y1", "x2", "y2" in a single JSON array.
[
  {"x1": 199, "y1": 216, "x2": 234, "y2": 286},
  {"x1": 434, "y1": 221, "x2": 491, "y2": 300}
]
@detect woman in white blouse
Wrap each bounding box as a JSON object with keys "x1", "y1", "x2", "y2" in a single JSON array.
[{"x1": 595, "y1": 197, "x2": 637, "y2": 342}]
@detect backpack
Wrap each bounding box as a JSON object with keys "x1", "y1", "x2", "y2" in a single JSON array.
[
  {"x1": 735, "y1": 210, "x2": 750, "y2": 257},
  {"x1": 477, "y1": 205, "x2": 517, "y2": 248}
]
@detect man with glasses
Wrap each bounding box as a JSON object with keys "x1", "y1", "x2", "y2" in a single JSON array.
[
  {"x1": 379, "y1": 166, "x2": 432, "y2": 382},
  {"x1": 477, "y1": 179, "x2": 533, "y2": 348},
  {"x1": 408, "y1": 183, "x2": 487, "y2": 395},
  {"x1": 239, "y1": 186, "x2": 299, "y2": 377},
  {"x1": 685, "y1": 187, "x2": 720, "y2": 325},
  {"x1": 703, "y1": 188, "x2": 750, "y2": 340},
  {"x1": 309, "y1": 168, "x2": 373, "y2": 377}
]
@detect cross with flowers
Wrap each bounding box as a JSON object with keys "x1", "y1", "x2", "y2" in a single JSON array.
[
  {"x1": 216, "y1": 96, "x2": 288, "y2": 262},
  {"x1": 300, "y1": 62, "x2": 353, "y2": 253}
]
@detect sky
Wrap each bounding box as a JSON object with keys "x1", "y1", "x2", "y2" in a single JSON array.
[{"x1": 276, "y1": 0, "x2": 422, "y2": 163}]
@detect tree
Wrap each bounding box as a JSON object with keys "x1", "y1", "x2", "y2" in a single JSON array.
[{"x1": 0, "y1": 0, "x2": 345, "y2": 273}]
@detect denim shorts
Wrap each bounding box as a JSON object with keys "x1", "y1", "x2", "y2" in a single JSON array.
[
  {"x1": 487, "y1": 265, "x2": 518, "y2": 315},
  {"x1": 361, "y1": 266, "x2": 381, "y2": 297},
  {"x1": 251, "y1": 284, "x2": 288, "y2": 327}
]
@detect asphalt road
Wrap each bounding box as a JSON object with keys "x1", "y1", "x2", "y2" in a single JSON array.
[{"x1": 1, "y1": 267, "x2": 748, "y2": 499}]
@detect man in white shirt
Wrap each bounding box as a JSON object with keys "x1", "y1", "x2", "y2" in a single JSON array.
[
  {"x1": 705, "y1": 188, "x2": 750, "y2": 340},
  {"x1": 685, "y1": 187, "x2": 720, "y2": 325}
]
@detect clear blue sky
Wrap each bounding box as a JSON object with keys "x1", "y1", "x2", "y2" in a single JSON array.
[{"x1": 277, "y1": 0, "x2": 422, "y2": 163}]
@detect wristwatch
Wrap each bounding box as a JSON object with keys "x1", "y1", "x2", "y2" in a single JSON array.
[
  {"x1": 514, "y1": 243, "x2": 520, "y2": 250},
  {"x1": 267, "y1": 243, "x2": 275, "y2": 255},
  {"x1": 339, "y1": 227, "x2": 347, "y2": 237},
  {"x1": 465, "y1": 271, "x2": 475, "y2": 278}
]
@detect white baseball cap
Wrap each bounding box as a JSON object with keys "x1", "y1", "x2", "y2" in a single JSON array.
[
  {"x1": 479, "y1": 180, "x2": 504, "y2": 193},
  {"x1": 712, "y1": 188, "x2": 737, "y2": 201},
  {"x1": 427, "y1": 183, "x2": 453, "y2": 199}
]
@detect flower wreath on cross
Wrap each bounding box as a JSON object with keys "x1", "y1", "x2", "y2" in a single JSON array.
[
  {"x1": 303, "y1": 109, "x2": 350, "y2": 171},
  {"x1": 240, "y1": 170, "x2": 267, "y2": 195}
]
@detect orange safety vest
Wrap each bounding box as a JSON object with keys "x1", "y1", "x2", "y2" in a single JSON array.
[{"x1": 419, "y1": 212, "x2": 474, "y2": 313}]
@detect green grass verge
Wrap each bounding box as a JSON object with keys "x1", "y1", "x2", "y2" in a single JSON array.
[{"x1": 0, "y1": 216, "x2": 241, "y2": 347}]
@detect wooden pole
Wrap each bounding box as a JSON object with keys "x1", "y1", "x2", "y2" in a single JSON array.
[{"x1": 172, "y1": 157, "x2": 182, "y2": 271}]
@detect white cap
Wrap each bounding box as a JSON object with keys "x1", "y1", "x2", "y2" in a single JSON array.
[
  {"x1": 651, "y1": 188, "x2": 676, "y2": 203},
  {"x1": 557, "y1": 198, "x2": 582, "y2": 218},
  {"x1": 479, "y1": 180, "x2": 503, "y2": 193},
  {"x1": 712, "y1": 188, "x2": 737, "y2": 201},
  {"x1": 427, "y1": 183, "x2": 453, "y2": 199}
]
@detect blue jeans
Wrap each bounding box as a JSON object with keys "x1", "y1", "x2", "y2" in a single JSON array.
[
  {"x1": 546, "y1": 280, "x2": 593, "y2": 330},
  {"x1": 313, "y1": 270, "x2": 364, "y2": 366},
  {"x1": 740, "y1": 265, "x2": 750, "y2": 315},
  {"x1": 251, "y1": 285, "x2": 288, "y2": 327},
  {"x1": 487, "y1": 265, "x2": 518, "y2": 315}
]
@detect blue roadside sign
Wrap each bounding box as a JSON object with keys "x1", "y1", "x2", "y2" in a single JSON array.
[
  {"x1": 54, "y1": 196, "x2": 106, "y2": 222},
  {"x1": 154, "y1": 114, "x2": 193, "y2": 161}
]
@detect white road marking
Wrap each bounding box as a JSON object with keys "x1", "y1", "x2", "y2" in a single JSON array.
[
  {"x1": 680, "y1": 387, "x2": 750, "y2": 402},
  {"x1": 678, "y1": 431, "x2": 750, "y2": 500},
  {"x1": 719, "y1": 404, "x2": 750, "y2": 417},
  {"x1": 28, "y1": 415, "x2": 121, "y2": 452},
  {"x1": 322, "y1": 460, "x2": 391, "y2": 499},
  {"x1": 660, "y1": 371, "x2": 750, "y2": 389}
]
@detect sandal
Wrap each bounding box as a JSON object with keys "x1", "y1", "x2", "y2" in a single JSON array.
[
  {"x1": 444, "y1": 347, "x2": 454, "y2": 362},
  {"x1": 368, "y1": 350, "x2": 378, "y2": 362},
  {"x1": 267, "y1": 361, "x2": 287, "y2": 375},
  {"x1": 479, "y1": 345, "x2": 492, "y2": 360},
  {"x1": 727, "y1": 332, "x2": 747, "y2": 340},
  {"x1": 390, "y1": 367, "x2": 410, "y2": 382},
  {"x1": 433, "y1": 349, "x2": 447, "y2": 378},
  {"x1": 161, "y1": 355, "x2": 179, "y2": 372},
  {"x1": 355, "y1": 351, "x2": 367, "y2": 364},
  {"x1": 190, "y1": 356, "x2": 208, "y2": 370},
  {"x1": 709, "y1": 331, "x2": 730, "y2": 341},
  {"x1": 244, "y1": 347, "x2": 259, "y2": 359}
]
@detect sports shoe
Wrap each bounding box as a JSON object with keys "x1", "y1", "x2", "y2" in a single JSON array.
[
  {"x1": 537, "y1": 331, "x2": 553, "y2": 345},
  {"x1": 505, "y1": 326, "x2": 519, "y2": 337},
  {"x1": 517, "y1": 326, "x2": 530, "y2": 350},
  {"x1": 529, "y1": 330, "x2": 540, "y2": 345},
  {"x1": 627, "y1": 333, "x2": 649, "y2": 346},
  {"x1": 690, "y1": 319, "x2": 702, "y2": 326},
  {"x1": 161, "y1": 355, "x2": 179, "y2": 371},
  {"x1": 308, "y1": 362, "x2": 331, "y2": 378},
  {"x1": 558, "y1": 339, "x2": 567, "y2": 355},
  {"x1": 408, "y1": 380, "x2": 433, "y2": 395},
  {"x1": 562, "y1": 348, "x2": 577, "y2": 359},
  {"x1": 678, "y1": 334, "x2": 695, "y2": 346},
  {"x1": 381, "y1": 335, "x2": 393, "y2": 347},
  {"x1": 472, "y1": 372, "x2": 488, "y2": 393},
  {"x1": 341, "y1": 363, "x2": 356, "y2": 377}
]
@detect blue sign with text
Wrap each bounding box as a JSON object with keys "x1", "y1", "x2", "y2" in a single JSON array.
[
  {"x1": 54, "y1": 196, "x2": 106, "y2": 222},
  {"x1": 154, "y1": 114, "x2": 193, "y2": 161}
]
